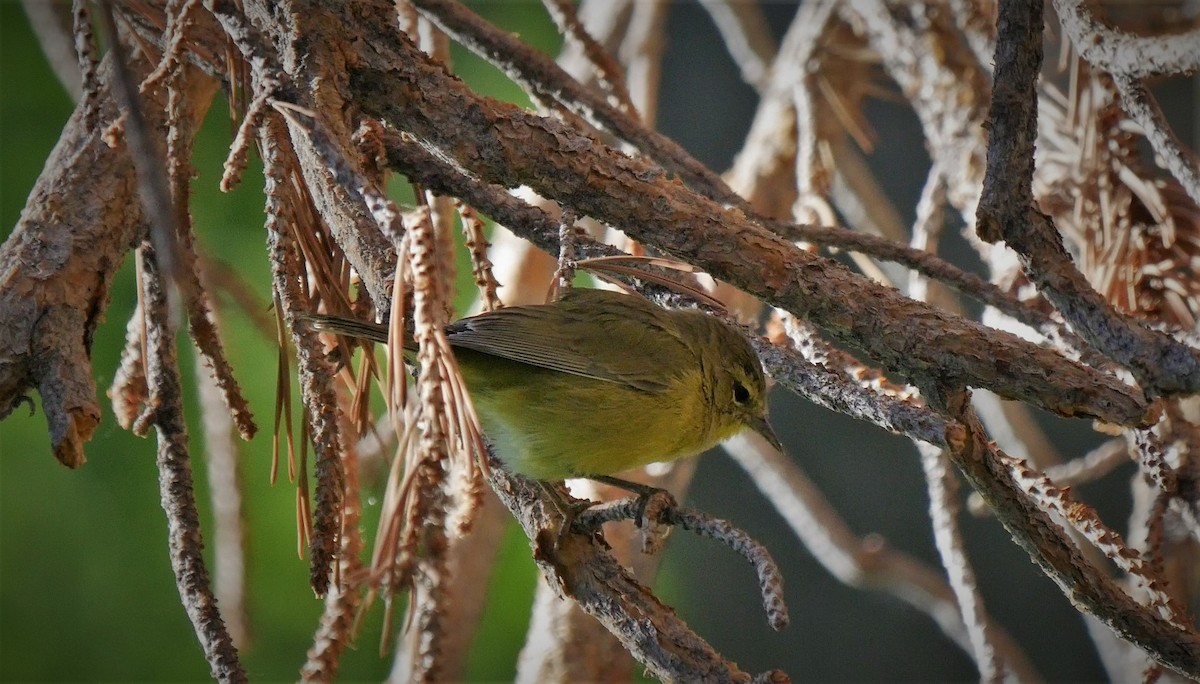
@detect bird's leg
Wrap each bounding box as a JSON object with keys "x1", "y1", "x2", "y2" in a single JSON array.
[
  {"x1": 584, "y1": 475, "x2": 680, "y2": 554},
  {"x1": 537, "y1": 476, "x2": 680, "y2": 554},
  {"x1": 535, "y1": 480, "x2": 595, "y2": 548},
  {"x1": 588, "y1": 475, "x2": 677, "y2": 524}
]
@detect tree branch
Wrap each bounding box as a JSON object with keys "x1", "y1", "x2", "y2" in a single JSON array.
[
  {"x1": 976, "y1": 0, "x2": 1200, "y2": 397},
  {"x1": 348, "y1": 27, "x2": 1153, "y2": 428}
]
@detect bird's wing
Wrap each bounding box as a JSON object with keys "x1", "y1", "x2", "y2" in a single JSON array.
[{"x1": 446, "y1": 290, "x2": 688, "y2": 393}]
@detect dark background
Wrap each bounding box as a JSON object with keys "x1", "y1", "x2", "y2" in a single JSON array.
[{"x1": 2, "y1": 2, "x2": 1194, "y2": 681}]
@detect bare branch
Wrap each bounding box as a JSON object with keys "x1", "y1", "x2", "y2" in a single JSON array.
[
  {"x1": 352, "y1": 29, "x2": 1153, "y2": 427},
  {"x1": 725, "y1": 433, "x2": 1042, "y2": 682},
  {"x1": 408, "y1": 0, "x2": 745, "y2": 209},
  {"x1": 138, "y1": 242, "x2": 247, "y2": 683},
  {"x1": 917, "y1": 442, "x2": 1005, "y2": 682},
  {"x1": 576, "y1": 496, "x2": 789, "y2": 632},
  {"x1": 976, "y1": 0, "x2": 1200, "y2": 397},
  {"x1": 934, "y1": 388, "x2": 1200, "y2": 678},
  {"x1": 1054, "y1": 0, "x2": 1200, "y2": 78},
  {"x1": 487, "y1": 462, "x2": 782, "y2": 683},
  {"x1": 1110, "y1": 73, "x2": 1200, "y2": 209},
  {"x1": 541, "y1": 0, "x2": 637, "y2": 116}
]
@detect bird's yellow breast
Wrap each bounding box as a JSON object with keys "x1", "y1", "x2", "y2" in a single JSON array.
[{"x1": 455, "y1": 349, "x2": 722, "y2": 480}]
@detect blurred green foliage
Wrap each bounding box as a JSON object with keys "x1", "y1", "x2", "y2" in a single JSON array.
[{"x1": 0, "y1": 3, "x2": 560, "y2": 681}]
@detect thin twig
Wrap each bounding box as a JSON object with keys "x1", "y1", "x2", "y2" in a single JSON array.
[
  {"x1": 139, "y1": 242, "x2": 246, "y2": 683},
  {"x1": 1110, "y1": 73, "x2": 1200, "y2": 209},
  {"x1": 917, "y1": 442, "x2": 1005, "y2": 682},
  {"x1": 577, "y1": 495, "x2": 789, "y2": 631},
  {"x1": 617, "y1": 0, "x2": 668, "y2": 129},
  {"x1": 141, "y1": 0, "x2": 203, "y2": 92},
  {"x1": 72, "y1": 0, "x2": 100, "y2": 127},
  {"x1": 262, "y1": 114, "x2": 345, "y2": 596},
  {"x1": 300, "y1": 385, "x2": 364, "y2": 683},
  {"x1": 97, "y1": 2, "x2": 185, "y2": 295},
  {"x1": 936, "y1": 389, "x2": 1200, "y2": 678},
  {"x1": 541, "y1": 0, "x2": 637, "y2": 116},
  {"x1": 724, "y1": 432, "x2": 1042, "y2": 682},
  {"x1": 456, "y1": 202, "x2": 504, "y2": 311},
  {"x1": 164, "y1": 73, "x2": 257, "y2": 441},
  {"x1": 552, "y1": 208, "x2": 578, "y2": 299}
]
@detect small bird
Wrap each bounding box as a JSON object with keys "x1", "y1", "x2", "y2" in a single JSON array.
[{"x1": 306, "y1": 288, "x2": 780, "y2": 481}]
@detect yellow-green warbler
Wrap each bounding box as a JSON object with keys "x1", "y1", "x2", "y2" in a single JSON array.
[{"x1": 306, "y1": 288, "x2": 780, "y2": 480}]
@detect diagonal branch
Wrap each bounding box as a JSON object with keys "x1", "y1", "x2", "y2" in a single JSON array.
[
  {"x1": 933, "y1": 387, "x2": 1200, "y2": 679},
  {"x1": 486, "y1": 461, "x2": 784, "y2": 683},
  {"x1": 349, "y1": 26, "x2": 1153, "y2": 428},
  {"x1": 1053, "y1": 0, "x2": 1200, "y2": 78},
  {"x1": 976, "y1": 0, "x2": 1200, "y2": 397},
  {"x1": 408, "y1": 0, "x2": 744, "y2": 209}
]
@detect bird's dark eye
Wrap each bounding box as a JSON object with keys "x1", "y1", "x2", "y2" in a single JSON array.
[{"x1": 733, "y1": 381, "x2": 751, "y2": 404}]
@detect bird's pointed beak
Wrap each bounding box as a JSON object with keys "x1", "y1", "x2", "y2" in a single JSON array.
[{"x1": 747, "y1": 414, "x2": 784, "y2": 453}]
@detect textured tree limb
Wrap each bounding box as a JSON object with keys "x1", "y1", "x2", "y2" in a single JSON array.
[
  {"x1": 768, "y1": 218, "x2": 1101, "y2": 362},
  {"x1": 348, "y1": 27, "x2": 1153, "y2": 428},
  {"x1": 976, "y1": 0, "x2": 1200, "y2": 398},
  {"x1": 408, "y1": 0, "x2": 745, "y2": 210},
  {"x1": 0, "y1": 50, "x2": 216, "y2": 467},
  {"x1": 932, "y1": 388, "x2": 1200, "y2": 678},
  {"x1": 486, "y1": 462, "x2": 785, "y2": 683}
]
